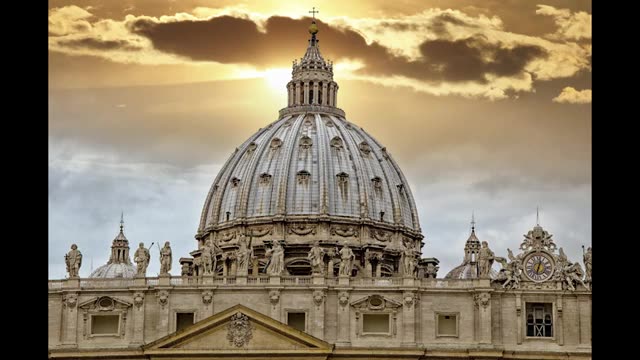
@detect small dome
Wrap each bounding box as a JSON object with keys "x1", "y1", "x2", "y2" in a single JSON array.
[
  {"x1": 90, "y1": 263, "x2": 137, "y2": 278},
  {"x1": 445, "y1": 263, "x2": 497, "y2": 279}
]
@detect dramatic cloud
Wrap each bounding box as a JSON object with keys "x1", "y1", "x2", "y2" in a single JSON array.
[
  {"x1": 536, "y1": 4, "x2": 592, "y2": 41},
  {"x1": 48, "y1": 6, "x2": 591, "y2": 99},
  {"x1": 552, "y1": 86, "x2": 591, "y2": 104}
]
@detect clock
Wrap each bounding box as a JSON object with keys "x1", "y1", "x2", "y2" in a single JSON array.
[{"x1": 524, "y1": 252, "x2": 555, "y2": 282}]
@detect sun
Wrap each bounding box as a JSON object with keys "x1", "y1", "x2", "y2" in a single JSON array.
[{"x1": 263, "y1": 68, "x2": 291, "y2": 91}]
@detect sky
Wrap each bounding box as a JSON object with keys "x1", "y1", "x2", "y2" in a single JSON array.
[{"x1": 48, "y1": 0, "x2": 591, "y2": 279}]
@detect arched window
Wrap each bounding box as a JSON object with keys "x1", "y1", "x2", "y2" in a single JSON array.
[{"x1": 286, "y1": 259, "x2": 312, "y2": 276}]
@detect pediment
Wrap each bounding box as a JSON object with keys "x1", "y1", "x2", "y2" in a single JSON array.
[
  {"x1": 78, "y1": 296, "x2": 132, "y2": 311},
  {"x1": 350, "y1": 294, "x2": 402, "y2": 310},
  {"x1": 144, "y1": 304, "x2": 331, "y2": 353}
]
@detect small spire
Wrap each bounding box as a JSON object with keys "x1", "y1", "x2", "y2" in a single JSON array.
[
  {"x1": 536, "y1": 206, "x2": 540, "y2": 226},
  {"x1": 471, "y1": 211, "x2": 476, "y2": 231},
  {"x1": 120, "y1": 211, "x2": 124, "y2": 232}
]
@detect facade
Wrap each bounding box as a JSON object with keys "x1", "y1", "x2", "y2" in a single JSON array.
[{"x1": 48, "y1": 20, "x2": 592, "y2": 360}]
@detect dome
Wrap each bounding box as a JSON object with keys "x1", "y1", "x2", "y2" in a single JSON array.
[
  {"x1": 192, "y1": 20, "x2": 424, "y2": 278},
  {"x1": 90, "y1": 262, "x2": 137, "y2": 278},
  {"x1": 90, "y1": 215, "x2": 137, "y2": 279},
  {"x1": 445, "y1": 218, "x2": 496, "y2": 279},
  {"x1": 197, "y1": 114, "x2": 420, "y2": 232}
]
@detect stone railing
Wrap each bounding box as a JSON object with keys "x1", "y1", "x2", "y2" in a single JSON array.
[
  {"x1": 278, "y1": 105, "x2": 345, "y2": 118},
  {"x1": 80, "y1": 278, "x2": 134, "y2": 289},
  {"x1": 48, "y1": 279, "x2": 65, "y2": 290}
]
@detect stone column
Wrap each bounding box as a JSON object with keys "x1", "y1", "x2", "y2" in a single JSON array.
[
  {"x1": 328, "y1": 84, "x2": 335, "y2": 106},
  {"x1": 578, "y1": 294, "x2": 591, "y2": 347},
  {"x1": 375, "y1": 263, "x2": 382, "y2": 277},
  {"x1": 295, "y1": 82, "x2": 302, "y2": 105},
  {"x1": 556, "y1": 294, "x2": 564, "y2": 346},
  {"x1": 287, "y1": 83, "x2": 292, "y2": 106},
  {"x1": 252, "y1": 258, "x2": 259, "y2": 276},
  {"x1": 156, "y1": 290, "x2": 170, "y2": 337},
  {"x1": 303, "y1": 82, "x2": 309, "y2": 105},
  {"x1": 61, "y1": 292, "x2": 79, "y2": 347},
  {"x1": 268, "y1": 288, "x2": 282, "y2": 321},
  {"x1": 474, "y1": 291, "x2": 492, "y2": 344},
  {"x1": 132, "y1": 291, "x2": 145, "y2": 345},
  {"x1": 311, "y1": 289, "x2": 326, "y2": 339},
  {"x1": 322, "y1": 83, "x2": 328, "y2": 105},
  {"x1": 364, "y1": 258, "x2": 373, "y2": 278},
  {"x1": 402, "y1": 291, "x2": 417, "y2": 346},
  {"x1": 313, "y1": 82, "x2": 319, "y2": 104},
  {"x1": 515, "y1": 293, "x2": 523, "y2": 344},
  {"x1": 334, "y1": 87, "x2": 338, "y2": 107},
  {"x1": 336, "y1": 290, "x2": 351, "y2": 347}
]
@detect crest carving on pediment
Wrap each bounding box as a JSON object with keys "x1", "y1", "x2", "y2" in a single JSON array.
[
  {"x1": 288, "y1": 223, "x2": 316, "y2": 236},
  {"x1": 372, "y1": 229, "x2": 392, "y2": 242},
  {"x1": 331, "y1": 225, "x2": 359, "y2": 238},
  {"x1": 218, "y1": 230, "x2": 236, "y2": 242},
  {"x1": 227, "y1": 312, "x2": 253, "y2": 347},
  {"x1": 247, "y1": 225, "x2": 273, "y2": 238},
  {"x1": 78, "y1": 296, "x2": 132, "y2": 311}
]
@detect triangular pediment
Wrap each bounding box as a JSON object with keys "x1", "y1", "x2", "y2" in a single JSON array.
[
  {"x1": 350, "y1": 294, "x2": 402, "y2": 310},
  {"x1": 144, "y1": 304, "x2": 331, "y2": 353}
]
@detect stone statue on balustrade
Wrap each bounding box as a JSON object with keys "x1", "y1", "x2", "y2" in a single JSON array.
[
  {"x1": 425, "y1": 262, "x2": 438, "y2": 278},
  {"x1": 495, "y1": 249, "x2": 521, "y2": 290},
  {"x1": 65, "y1": 244, "x2": 82, "y2": 278},
  {"x1": 265, "y1": 241, "x2": 285, "y2": 276},
  {"x1": 583, "y1": 246, "x2": 592, "y2": 283},
  {"x1": 401, "y1": 243, "x2": 418, "y2": 277},
  {"x1": 202, "y1": 240, "x2": 221, "y2": 276},
  {"x1": 134, "y1": 242, "x2": 150, "y2": 277},
  {"x1": 236, "y1": 236, "x2": 253, "y2": 276},
  {"x1": 159, "y1": 241, "x2": 172, "y2": 276},
  {"x1": 478, "y1": 241, "x2": 495, "y2": 278},
  {"x1": 339, "y1": 244, "x2": 355, "y2": 276},
  {"x1": 562, "y1": 261, "x2": 589, "y2": 291},
  {"x1": 308, "y1": 241, "x2": 325, "y2": 275}
]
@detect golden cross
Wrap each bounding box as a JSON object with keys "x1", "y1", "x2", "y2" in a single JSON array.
[{"x1": 309, "y1": 7, "x2": 319, "y2": 19}]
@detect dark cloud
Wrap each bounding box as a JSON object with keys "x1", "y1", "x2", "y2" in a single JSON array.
[
  {"x1": 58, "y1": 37, "x2": 143, "y2": 51},
  {"x1": 128, "y1": 15, "x2": 546, "y2": 83}
]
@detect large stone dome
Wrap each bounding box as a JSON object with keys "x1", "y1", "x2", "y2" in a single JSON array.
[{"x1": 191, "y1": 21, "x2": 426, "y2": 278}]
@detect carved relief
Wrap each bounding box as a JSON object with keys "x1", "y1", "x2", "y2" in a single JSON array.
[
  {"x1": 230, "y1": 177, "x2": 241, "y2": 188},
  {"x1": 133, "y1": 292, "x2": 145, "y2": 309},
  {"x1": 313, "y1": 290, "x2": 325, "y2": 307},
  {"x1": 330, "y1": 136, "x2": 343, "y2": 150},
  {"x1": 63, "y1": 293, "x2": 78, "y2": 309},
  {"x1": 259, "y1": 173, "x2": 272, "y2": 185},
  {"x1": 157, "y1": 290, "x2": 169, "y2": 308},
  {"x1": 331, "y1": 225, "x2": 359, "y2": 237},
  {"x1": 359, "y1": 141, "x2": 372, "y2": 155},
  {"x1": 372, "y1": 229, "x2": 392, "y2": 242},
  {"x1": 297, "y1": 170, "x2": 311, "y2": 185},
  {"x1": 247, "y1": 225, "x2": 273, "y2": 238},
  {"x1": 227, "y1": 313, "x2": 253, "y2": 347},
  {"x1": 202, "y1": 290, "x2": 213, "y2": 306},
  {"x1": 474, "y1": 292, "x2": 491, "y2": 309},
  {"x1": 288, "y1": 223, "x2": 317, "y2": 236},
  {"x1": 325, "y1": 119, "x2": 335, "y2": 127},
  {"x1": 338, "y1": 291, "x2": 350, "y2": 307},
  {"x1": 425, "y1": 263, "x2": 439, "y2": 278},
  {"x1": 403, "y1": 292, "x2": 417, "y2": 309},
  {"x1": 78, "y1": 296, "x2": 132, "y2": 312},
  {"x1": 269, "y1": 290, "x2": 280, "y2": 306},
  {"x1": 299, "y1": 135, "x2": 313, "y2": 149},
  {"x1": 270, "y1": 138, "x2": 283, "y2": 150},
  {"x1": 218, "y1": 230, "x2": 236, "y2": 242}
]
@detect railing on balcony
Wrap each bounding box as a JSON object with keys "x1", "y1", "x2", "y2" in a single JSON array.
[
  {"x1": 80, "y1": 278, "x2": 134, "y2": 289},
  {"x1": 281, "y1": 276, "x2": 312, "y2": 285},
  {"x1": 48, "y1": 280, "x2": 64, "y2": 290}
]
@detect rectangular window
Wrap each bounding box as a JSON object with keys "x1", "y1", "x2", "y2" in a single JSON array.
[
  {"x1": 176, "y1": 312, "x2": 195, "y2": 332},
  {"x1": 287, "y1": 312, "x2": 306, "y2": 332},
  {"x1": 437, "y1": 314, "x2": 458, "y2": 337},
  {"x1": 526, "y1": 303, "x2": 553, "y2": 337},
  {"x1": 91, "y1": 315, "x2": 119, "y2": 335},
  {"x1": 362, "y1": 313, "x2": 390, "y2": 334}
]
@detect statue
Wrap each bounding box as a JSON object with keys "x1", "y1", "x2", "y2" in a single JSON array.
[
  {"x1": 65, "y1": 244, "x2": 82, "y2": 278},
  {"x1": 401, "y1": 243, "x2": 417, "y2": 277},
  {"x1": 133, "y1": 242, "x2": 150, "y2": 276},
  {"x1": 236, "y1": 236, "x2": 253, "y2": 276},
  {"x1": 181, "y1": 262, "x2": 190, "y2": 276},
  {"x1": 562, "y1": 262, "x2": 589, "y2": 291},
  {"x1": 495, "y1": 254, "x2": 521, "y2": 290},
  {"x1": 201, "y1": 240, "x2": 218, "y2": 275},
  {"x1": 159, "y1": 241, "x2": 172, "y2": 275},
  {"x1": 265, "y1": 241, "x2": 285, "y2": 276},
  {"x1": 308, "y1": 241, "x2": 325, "y2": 275},
  {"x1": 338, "y1": 244, "x2": 355, "y2": 276},
  {"x1": 477, "y1": 241, "x2": 495, "y2": 278},
  {"x1": 425, "y1": 263, "x2": 438, "y2": 278},
  {"x1": 583, "y1": 246, "x2": 592, "y2": 283}
]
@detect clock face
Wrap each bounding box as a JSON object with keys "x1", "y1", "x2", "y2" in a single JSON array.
[{"x1": 524, "y1": 253, "x2": 554, "y2": 282}]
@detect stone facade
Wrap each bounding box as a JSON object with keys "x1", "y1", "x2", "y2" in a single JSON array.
[{"x1": 48, "y1": 19, "x2": 591, "y2": 360}]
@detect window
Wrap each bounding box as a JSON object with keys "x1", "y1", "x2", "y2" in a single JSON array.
[
  {"x1": 176, "y1": 312, "x2": 194, "y2": 332},
  {"x1": 363, "y1": 313, "x2": 390, "y2": 334},
  {"x1": 526, "y1": 303, "x2": 553, "y2": 337},
  {"x1": 91, "y1": 315, "x2": 119, "y2": 335},
  {"x1": 436, "y1": 313, "x2": 458, "y2": 337},
  {"x1": 287, "y1": 312, "x2": 306, "y2": 332}
]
